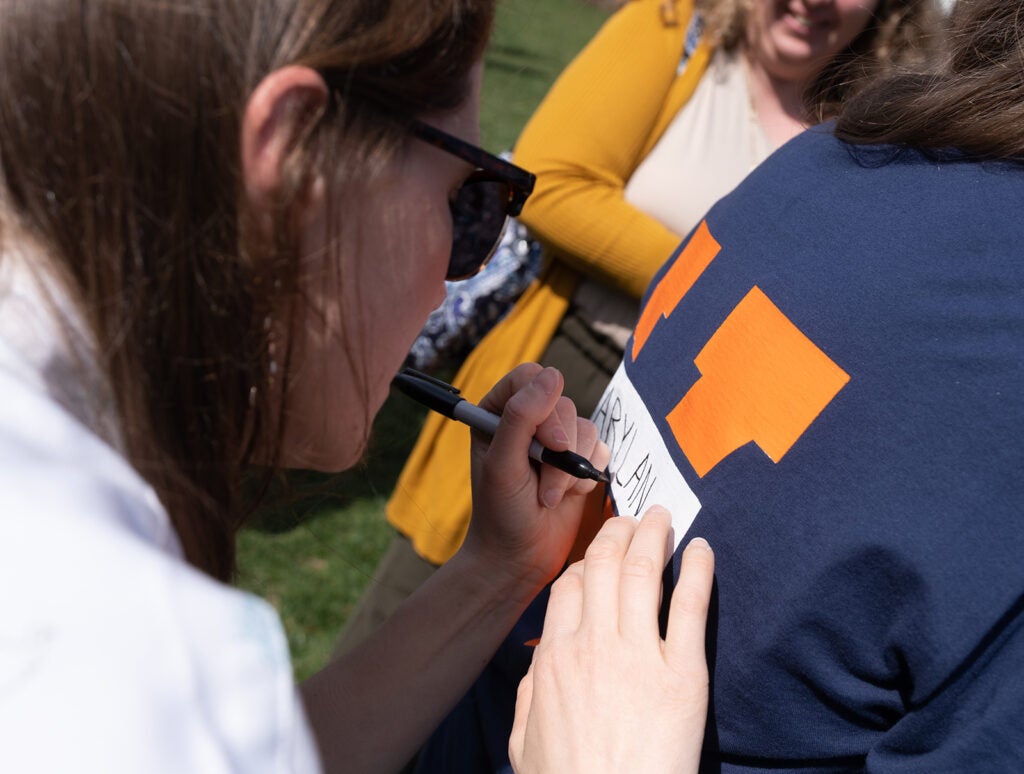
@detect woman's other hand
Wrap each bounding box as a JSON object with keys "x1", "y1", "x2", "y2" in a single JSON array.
[
  {"x1": 509, "y1": 510, "x2": 714, "y2": 774},
  {"x1": 461, "y1": 362, "x2": 609, "y2": 596}
]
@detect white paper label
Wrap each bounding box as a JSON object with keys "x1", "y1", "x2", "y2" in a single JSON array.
[{"x1": 592, "y1": 363, "x2": 701, "y2": 555}]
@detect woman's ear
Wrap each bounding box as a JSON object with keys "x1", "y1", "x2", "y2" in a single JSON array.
[{"x1": 241, "y1": 65, "x2": 329, "y2": 221}]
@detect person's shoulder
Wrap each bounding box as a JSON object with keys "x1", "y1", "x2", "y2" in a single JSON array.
[
  {"x1": 736, "y1": 123, "x2": 1024, "y2": 209},
  {"x1": 0, "y1": 361, "x2": 176, "y2": 551},
  {"x1": 781, "y1": 124, "x2": 1024, "y2": 180},
  {"x1": 0, "y1": 366, "x2": 319, "y2": 772},
  {"x1": 704, "y1": 125, "x2": 853, "y2": 215},
  {"x1": 0, "y1": 545, "x2": 317, "y2": 772},
  {"x1": 762, "y1": 123, "x2": 855, "y2": 174},
  {"x1": 759, "y1": 122, "x2": 948, "y2": 176}
]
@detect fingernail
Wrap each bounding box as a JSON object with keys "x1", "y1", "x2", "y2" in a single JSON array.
[
  {"x1": 551, "y1": 427, "x2": 570, "y2": 446},
  {"x1": 535, "y1": 367, "x2": 559, "y2": 395},
  {"x1": 541, "y1": 488, "x2": 563, "y2": 509},
  {"x1": 688, "y1": 536, "x2": 712, "y2": 552}
]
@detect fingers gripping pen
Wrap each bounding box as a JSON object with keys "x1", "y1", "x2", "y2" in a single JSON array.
[{"x1": 392, "y1": 368, "x2": 609, "y2": 483}]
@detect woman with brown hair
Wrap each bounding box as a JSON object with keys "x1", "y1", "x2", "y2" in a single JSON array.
[{"x1": 0, "y1": 1, "x2": 714, "y2": 772}]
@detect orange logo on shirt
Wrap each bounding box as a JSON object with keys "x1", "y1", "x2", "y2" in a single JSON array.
[
  {"x1": 667, "y1": 287, "x2": 849, "y2": 476},
  {"x1": 633, "y1": 220, "x2": 850, "y2": 477},
  {"x1": 632, "y1": 220, "x2": 721, "y2": 361}
]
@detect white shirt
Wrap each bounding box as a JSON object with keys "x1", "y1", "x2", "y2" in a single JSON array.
[
  {"x1": 624, "y1": 47, "x2": 774, "y2": 237},
  {"x1": 0, "y1": 246, "x2": 322, "y2": 773}
]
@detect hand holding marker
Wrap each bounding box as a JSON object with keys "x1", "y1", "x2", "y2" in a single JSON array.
[{"x1": 392, "y1": 368, "x2": 609, "y2": 483}]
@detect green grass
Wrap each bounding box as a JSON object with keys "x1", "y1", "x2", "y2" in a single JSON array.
[
  {"x1": 481, "y1": 0, "x2": 610, "y2": 151},
  {"x1": 235, "y1": 390, "x2": 431, "y2": 680},
  {"x1": 235, "y1": 0, "x2": 610, "y2": 683}
]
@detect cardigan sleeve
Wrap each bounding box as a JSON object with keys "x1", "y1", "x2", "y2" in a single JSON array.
[{"x1": 513, "y1": 0, "x2": 702, "y2": 300}]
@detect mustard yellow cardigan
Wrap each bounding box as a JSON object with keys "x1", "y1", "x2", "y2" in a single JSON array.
[{"x1": 387, "y1": 0, "x2": 712, "y2": 565}]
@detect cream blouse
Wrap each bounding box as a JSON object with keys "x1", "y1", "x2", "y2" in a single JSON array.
[{"x1": 574, "y1": 48, "x2": 775, "y2": 348}]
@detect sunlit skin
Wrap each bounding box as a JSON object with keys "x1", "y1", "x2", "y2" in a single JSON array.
[
  {"x1": 281, "y1": 65, "x2": 485, "y2": 472},
  {"x1": 744, "y1": 0, "x2": 880, "y2": 144}
]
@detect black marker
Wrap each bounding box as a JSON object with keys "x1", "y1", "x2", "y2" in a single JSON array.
[{"x1": 393, "y1": 367, "x2": 609, "y2": 483}]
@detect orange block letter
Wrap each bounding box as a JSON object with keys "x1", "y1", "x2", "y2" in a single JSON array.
[
  {"x1": 667, "y1": 287, "x2": 849, "y2": 477},
  {"x1": 632, "y1": 220, "x2": 721, "y2": 361}
]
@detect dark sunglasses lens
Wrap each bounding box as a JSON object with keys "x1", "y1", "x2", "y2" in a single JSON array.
[{"x1": 447, "y1": 178, "x2": 510, "y2": 280}]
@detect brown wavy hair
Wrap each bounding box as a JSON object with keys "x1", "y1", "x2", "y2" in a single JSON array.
[
  {"x1": 0, "y1": 0, "x2": 495, "y2": 580},
  {"x1": 692, "y1": 0, "x2": 943, "y2": 119},
  {"x1": 835, "y1": 0, "x2": 1024, "y2": 159}
]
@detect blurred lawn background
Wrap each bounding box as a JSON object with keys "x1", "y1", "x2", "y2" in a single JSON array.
[{"x1": 236, "y1": 0, "x2": 612, "y2": 682}]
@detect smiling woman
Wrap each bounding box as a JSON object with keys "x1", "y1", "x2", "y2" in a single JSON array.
[
  {"x1": 707, "y1": 0, "x2": 939, "y2": 127},
  {"x1": 742, "y1": 0, "x2": 884, "y2": 140}
]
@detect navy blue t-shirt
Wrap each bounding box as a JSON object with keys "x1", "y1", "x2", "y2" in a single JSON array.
[{"x1": 419, "y1": 128, "x2": 1024, "y2": 772}]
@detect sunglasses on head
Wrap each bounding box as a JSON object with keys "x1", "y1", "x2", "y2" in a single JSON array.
[{"x1": 408, "y1": 118, "x2": 536, "y2": 280}]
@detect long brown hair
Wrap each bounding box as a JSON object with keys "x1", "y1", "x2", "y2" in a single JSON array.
[
  {"x1": 0, "y1": 0, "x2": 495, "y2": 580},
  {"x1": 693, "y1": 0, "x2": 942, "y2": 118},
  {"x1": 835, "y1": 0, "x2": 1024, "y2": 159}
]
